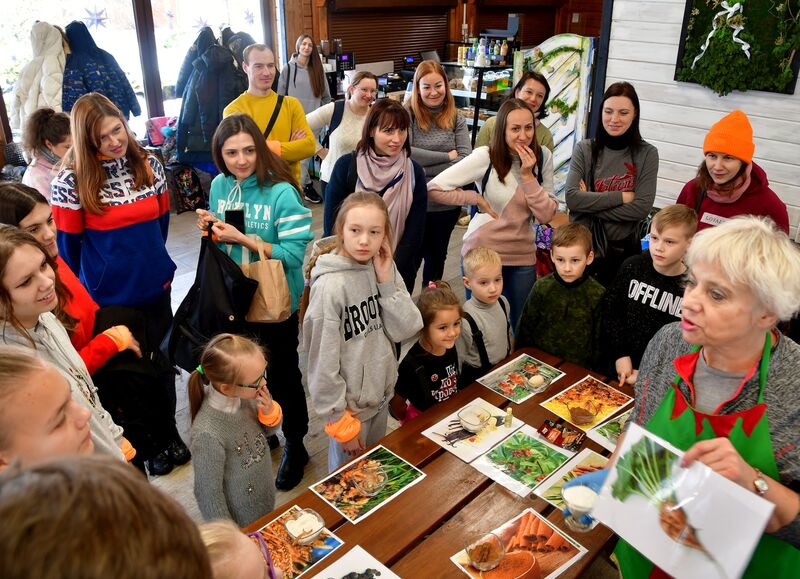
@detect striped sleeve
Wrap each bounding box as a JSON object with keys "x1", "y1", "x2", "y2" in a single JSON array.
[
  {"x1": 50, "y1": 168, "x2": 85, "y2": 274},
  {"x1": 148, "y1": 156, "x2": 171, "y2": 240},
  {"x1": 270, "y1": 184, "x2": 313, "y2": 270}
]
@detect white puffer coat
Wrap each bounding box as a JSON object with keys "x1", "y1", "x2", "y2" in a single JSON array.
[{"x1": 10, "y1": 21, "x2": 66, "y2": 131}]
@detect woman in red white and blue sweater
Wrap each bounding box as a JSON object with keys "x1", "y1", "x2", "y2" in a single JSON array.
[{"x1": 51, "y1": 93, "x2": 186, "y2": 475}]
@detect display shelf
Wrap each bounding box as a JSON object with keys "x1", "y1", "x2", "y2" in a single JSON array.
[{"x1": 441, "y1": 62, "x2": 513, "y2": 146}]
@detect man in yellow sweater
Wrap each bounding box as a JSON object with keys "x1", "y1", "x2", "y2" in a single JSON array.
[{"x1": 224, "y1": 44, "x2": 316, "y2": 185}]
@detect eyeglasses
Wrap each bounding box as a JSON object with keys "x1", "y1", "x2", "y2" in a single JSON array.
[
  {"x1": 247, "y1": 531, "x2": 278, "y2": 579},
  {"x1": 355, "y1": 86, "x2": 378, "y2": 95},
  {"x1": 238, "y1": 366, "x2": 268, "y2": 389}
]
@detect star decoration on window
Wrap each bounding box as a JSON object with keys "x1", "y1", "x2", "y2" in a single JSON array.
[
  {"x1": 244, "y1": 8, "x2": 255, "y2": 26},
  {"x1": 84, "y1": 7, "x2": 108, "y2": 30},
  {"x1": 195, "y1": 17, "x2": 209, "y2": 30}
]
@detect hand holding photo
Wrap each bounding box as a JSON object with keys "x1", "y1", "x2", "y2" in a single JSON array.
[
  {"x1": 533, "y1": 448, "x2": 609, "y2": 511},
  {"x1": 592, "y1": 424, "x2": 774, "y2": 579}
]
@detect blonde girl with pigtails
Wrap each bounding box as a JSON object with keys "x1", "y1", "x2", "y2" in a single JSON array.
[{"x1": 188, "y1": 333, "x2": 282, "y2": 527}]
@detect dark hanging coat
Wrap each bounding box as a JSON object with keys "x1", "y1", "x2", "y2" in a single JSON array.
[
  {"x1": 176, "y1": 28, "x2": 246, "y2": 165},
  {"x1": 62, "y1": 21, "x2": 141, "y2": 118}
]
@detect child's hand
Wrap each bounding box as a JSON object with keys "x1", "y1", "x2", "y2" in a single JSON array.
[
  {"x1": 615, "y1": 356, "x2": 637, "y2": 385},
  {"x1": 373, "y1": 237, "x2": 394, "y2": 283},
  {"x1": 256, "y1": 384, "x2": 274, "y2": 415},
  {"x1": 341, "y1": 434, "x2": 365, "y2": 456},
  {"x1": 210, "y1": 220, "x2": 247, "y2": 245}
]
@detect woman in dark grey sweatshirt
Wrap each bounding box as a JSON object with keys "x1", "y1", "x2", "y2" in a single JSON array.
[
  {"x1": 565, "y1": 81, "x2": 659, "y2": 286},
  {"x1": 406, "y1": 60, "x2": 472, "y2": 288}
]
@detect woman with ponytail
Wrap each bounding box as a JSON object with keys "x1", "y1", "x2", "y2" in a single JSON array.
[{"x1": 21, "y1": 108, "x2": 71, "y2": 200}]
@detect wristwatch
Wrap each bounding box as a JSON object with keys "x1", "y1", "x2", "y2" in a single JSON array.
[{"x1": 753, "y1": 468, "x2": 769, "y2": 496}]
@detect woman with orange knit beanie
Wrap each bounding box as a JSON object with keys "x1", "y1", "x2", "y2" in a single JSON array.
[{"x1": 677, "y1": 109, "x2": 789, "y2": 234}]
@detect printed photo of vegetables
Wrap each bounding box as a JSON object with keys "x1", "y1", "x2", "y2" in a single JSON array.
[
  {"x1": 588, "y1": 408, "x2": 632, "y2": 452},
  {"x1": 592, "y1": 424, "x2": 775, "y2": 579},
  {"x1": 451, "y1": 508, "x2": 588, "y2": 578},
  {"x1": 253, "y1": 505, "x2": 344, "y2": 578},
  {"x1": 310, "y1": 445, "x2": 426, "y2": 524},
  {"x1": 472, "y1": 425, "x2": 573, "y2": 497},
  {"x1": 478, "y1": 354, "x2": 565, "y2": 404},
  {"x1": 533, "y1": 448, "x2": 609, "y2": 509},
  {"x1": 540, "y1": 375, "x2": 633, "y2": 431}
]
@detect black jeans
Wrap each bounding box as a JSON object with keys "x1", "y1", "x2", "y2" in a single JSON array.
[
  {"x1": 413, "y1": 207, "x2": 462, "y2": 288},
  {"x1": 245, "y1": 312, "x2": 309, "y2": 444}
]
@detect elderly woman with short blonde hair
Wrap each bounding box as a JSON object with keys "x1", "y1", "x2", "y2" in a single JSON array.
[{"x1": 615, "y1": 216, "x2": 800, "y2": 576}]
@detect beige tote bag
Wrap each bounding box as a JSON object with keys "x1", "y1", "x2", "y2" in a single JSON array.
[{"x1": 240, "y1": 238, "x2": 291, "y2": 323}]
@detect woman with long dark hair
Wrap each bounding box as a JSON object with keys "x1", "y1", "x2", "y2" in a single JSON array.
[
  {"x1": 278, "y1": 34, "x2": 332, "y2": 203},
  {"x1": 195, "y1": 113, "x2": 313, "y2": 490},
  {"x1": 324, "y1": 98, "x2": 428, "y2": 292},
  {"x1": 565, "y1": 81, "x2": 659, "y2": 285},
  {"x1": 428, "y1": 98, "x2": 558, "y2": 327}
]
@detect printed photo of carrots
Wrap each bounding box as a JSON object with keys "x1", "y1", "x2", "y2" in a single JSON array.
[{"x1": 451, "y1": 508, "x2": 587, "y2": 578}]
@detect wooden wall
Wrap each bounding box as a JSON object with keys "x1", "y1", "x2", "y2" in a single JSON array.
[
  {"x1": 606, "y1": 0, "x2": 800, "y2": 237},
  {"x1": 556, "y1": 0, "x2": 603, "y2": 37},
  {"x1": 329, "y1": 10, "x2": 450, "y2": 71},
  {"x1": 282, "y1": 0, "x2": 314, "y2": 63}
]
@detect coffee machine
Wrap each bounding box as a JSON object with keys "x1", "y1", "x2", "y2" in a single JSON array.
[{"x1": 320, "y1": 38, "x2": 355, "y2": 99}]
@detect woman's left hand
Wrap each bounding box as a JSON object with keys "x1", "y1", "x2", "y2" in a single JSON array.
[
  {"x1": 682, "y1": 437, "x2": 756, "y2": 489},
  {"x1": 210, "y1": 220, "x2": 247, "y2": 245},
  {"x1": 373, "y1": 237, "x2": 394, "y2": 283},
  {"x1": 516, "y1": 143, "x2": 537, "y2": 182}
]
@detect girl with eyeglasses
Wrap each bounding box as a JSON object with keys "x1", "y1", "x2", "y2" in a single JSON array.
[
  {"x1": 200, "y1": 519, "x2": 284, "y2": 579},
  {"x1": 188, "y1": 333, "x2": 283, "y2": 527}
]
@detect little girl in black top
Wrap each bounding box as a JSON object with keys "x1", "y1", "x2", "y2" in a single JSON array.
[{"x1": 391, "y1": 281, "x2": 463, "y2": 424}]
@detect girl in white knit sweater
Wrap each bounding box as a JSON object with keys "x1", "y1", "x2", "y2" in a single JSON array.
[{"x1": 189, "y1": 333, "x2": 283, "y2": 526}]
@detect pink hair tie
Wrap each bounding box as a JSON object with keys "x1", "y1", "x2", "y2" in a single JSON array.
[{"x1": 428, "y1": 281, "x2": 437, "y2": 289}]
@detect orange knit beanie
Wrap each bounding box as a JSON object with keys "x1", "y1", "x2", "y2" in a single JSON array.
[{"x1": 703, "y1": 109, "x2": 754, "y2": 164}]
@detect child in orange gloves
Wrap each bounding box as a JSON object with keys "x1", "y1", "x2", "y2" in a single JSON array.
[
  {"x1": 189, "y1": 333, "x2": 283, "y2": 527},
  {"x1": 301, "y1": 192, "x2": 422, "y2": 471}
]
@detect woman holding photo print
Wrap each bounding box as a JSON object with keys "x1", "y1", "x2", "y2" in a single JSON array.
[{"x1": 566, "y1": 216, "x2": 800, "y2": 576}]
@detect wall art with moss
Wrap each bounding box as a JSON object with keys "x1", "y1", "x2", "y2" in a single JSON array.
[{"x1": 675, "y1": 0, "x2": 800, "y2": 96}]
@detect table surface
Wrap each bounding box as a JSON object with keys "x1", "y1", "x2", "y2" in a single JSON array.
[{"x1": 243, "y1": 348, "x2": 633, "y2": 577}]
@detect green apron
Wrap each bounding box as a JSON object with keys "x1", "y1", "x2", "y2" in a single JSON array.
[{"x1": 615, "y1": 333, "x2": 800, "y2": 578}]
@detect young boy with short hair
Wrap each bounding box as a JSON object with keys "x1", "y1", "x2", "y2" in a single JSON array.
[
  {"x1": 457, "y1": 247, "x2": 513, "y2": 385},
  {"x1": 603, "y1": 205, "x2": 697, "y2": 384},
  {"x1": 515, "y1": 223, "x2": 605, "y2": 369}
]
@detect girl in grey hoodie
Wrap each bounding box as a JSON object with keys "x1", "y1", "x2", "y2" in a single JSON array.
[{"x1": 301, "y1": 193, "x2": 422, "y2": 471}]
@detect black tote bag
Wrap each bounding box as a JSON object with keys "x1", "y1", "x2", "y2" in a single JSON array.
[{"x1": 163, "y1": 234, "x2": 258, "y2": 373}]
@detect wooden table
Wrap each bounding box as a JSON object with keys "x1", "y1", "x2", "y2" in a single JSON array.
[{"x1": 244, "y1": 348, "x2": 632, "y2": 577}]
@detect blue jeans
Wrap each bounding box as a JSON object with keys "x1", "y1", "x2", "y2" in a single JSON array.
[{"x1": 501, "y1": 264, "x2": 537, "y2": 331}]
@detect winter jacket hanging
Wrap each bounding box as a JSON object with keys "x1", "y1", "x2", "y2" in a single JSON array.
[
  {"x1": 62, "y1": 21, "x2": 141, "y2": 118},
  {"x1": 175, "y1": 27, "x2": 246, "y2": 165},
  {"x1": 10, "y1": 21, "x2": 66, "y2": 131}
]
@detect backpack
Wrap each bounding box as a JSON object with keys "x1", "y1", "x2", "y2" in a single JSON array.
[
  {"x1": 321, "y1": 99, "x2": 347, "y2": 150},
  {"x1": 164, "y1": 163, "x2": 207, "y2": 214},
  {"x1": 460, "y1": 298, "x2": 512, "y2": 385}
]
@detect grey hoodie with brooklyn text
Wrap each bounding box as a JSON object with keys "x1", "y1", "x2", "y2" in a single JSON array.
[{"x1": 302, "y1": 252, "x2": 422, "y2": 424}]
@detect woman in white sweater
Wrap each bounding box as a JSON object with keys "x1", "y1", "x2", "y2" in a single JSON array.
[
  {"x1": 428, "y1": 99, "x2": 558, "y2": 327},
  {"x1": 306, "y1": 71, "x2": 378, "y2": 202}
]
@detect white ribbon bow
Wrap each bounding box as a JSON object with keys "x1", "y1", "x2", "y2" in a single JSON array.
[{"x1": 691, "y1": 1, "x2": 751, "y2": 69}]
